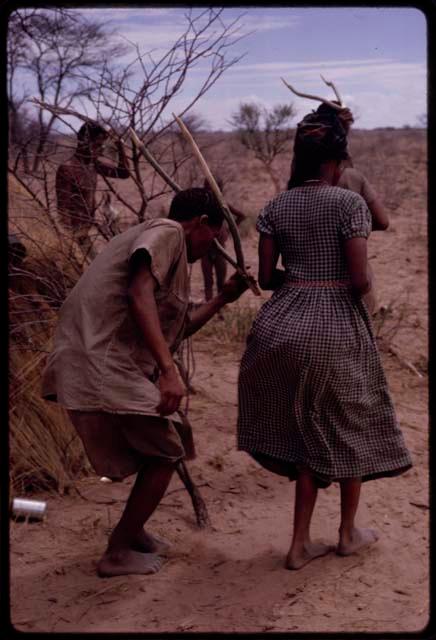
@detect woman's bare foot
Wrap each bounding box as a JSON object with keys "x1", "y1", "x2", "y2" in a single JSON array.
[
  {"x1": 131, "y1": 530, "x2": 171, "y2": 555},
  {"x1": 337, "y1": 527, "x2": 379, "y2": 556},
  {"x1": 286, "y1": 541, "x2": 335, "y2": 570},
  {"x1": 97, "y1": 549, "x2": 163, "y2": 577}
]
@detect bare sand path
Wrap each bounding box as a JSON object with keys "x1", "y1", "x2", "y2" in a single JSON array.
[{"x1": 10, "y1": 333, "x2": 428, "y2": 633}]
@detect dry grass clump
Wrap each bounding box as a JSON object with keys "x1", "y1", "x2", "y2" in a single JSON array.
[
  {"x1": 9, "y1": 343, "x2": 91, "y2": 496},
  {"x1": 9, "y1": 173, "x2": 91, "y2": 494},
  {"x1": 197, "y1": 300, "x2": 260, "y2": 344}
]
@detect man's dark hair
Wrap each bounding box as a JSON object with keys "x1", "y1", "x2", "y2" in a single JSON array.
[
  {"x1": 168, "y1": 188, "x2": 224, "y2": 227},
  {"x1": 77, "y1": 122, "x2": 108, "y2": 142}
]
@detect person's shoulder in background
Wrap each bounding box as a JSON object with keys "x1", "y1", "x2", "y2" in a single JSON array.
[{"x1": 337, "y1": 167, "x2": 377, "y2": 205}]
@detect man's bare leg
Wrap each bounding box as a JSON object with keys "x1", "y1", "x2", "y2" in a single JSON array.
[
  {"x1": 215, "y1": 253, "x2": 228, "y2": 294},
  {"x1": 286, "y1": 470, "x2": 334, "y2": 570},
  {"x1": 97, "y1": 458, "x2": 176, "y2": 577},
  {"x1": 201, "y1": 254, "x2": 214, "y2": 301},
  {"x1": 131, "y1": 529, "x2": 171, "y2": 555},
  {"x1": 337, "y1": 478, "x2": 379, "y2": 556}
]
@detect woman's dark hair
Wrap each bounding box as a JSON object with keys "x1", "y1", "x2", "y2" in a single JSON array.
[
  {"x1": 77, "y1": 122, "x2": 108, "y2": 142},
  {"x1": 168, "y1": 188, "x2": 224, "y2": 227},
  {"x1": 287, "y1": 108, "x2": 349, "y2": 189}
]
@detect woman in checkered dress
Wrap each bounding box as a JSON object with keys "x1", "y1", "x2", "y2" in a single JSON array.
[{"x1": 237, "y1": 109, "x2": 412, "y2": 570}]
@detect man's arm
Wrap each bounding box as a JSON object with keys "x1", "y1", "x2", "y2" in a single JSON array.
[
  {"x1": 96, "y1": 139, "x2": 130, "y2": 179},
  {"x1": 183, "y1": 272, "x2": 248, "y2": 338},
  {"x1": 127, "y1": 254, "x2": 185, "y2": 415}
]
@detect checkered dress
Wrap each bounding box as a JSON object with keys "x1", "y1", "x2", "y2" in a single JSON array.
[{"x1": 237, "y1": 185, "x2": 412, "y2": 485}]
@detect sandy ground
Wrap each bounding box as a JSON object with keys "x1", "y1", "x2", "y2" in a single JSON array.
[{"x1": 9, "y1": 155, "x2": 429, "y2": 633}]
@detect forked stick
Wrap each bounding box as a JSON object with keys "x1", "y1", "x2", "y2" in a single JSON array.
[
  {"x1": 176, "y1": 459, "x2": 211, "y2": 529},
  {"x1": 30, "y1": 98, "x2": 93, "y2": 123},
  {"x1": 130, "y1": 125, "x2": 260, "y2": 296},
  {"x1": 31, "y1": 102, "x2": 252, "y2": 289},
  {"x1": 280, "y1": 77, "x2": 344, "y2": 111},
  {"x1": 172, "y1": 113, "x2": 260, "y2": 296},
  {"x1": 320, "y1": 74, "x2": 344, "y2": 106},
  {"x1": 29, "y1": 98, "x2": 122, "y2": 140}
]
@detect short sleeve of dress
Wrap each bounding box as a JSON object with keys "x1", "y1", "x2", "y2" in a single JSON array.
[
  {"x1": 340, "y1": 193, "x2": 372, "y2": 240},
  {"x1": 129, "y1": 223, "x2": 184, "y2": 287},
  {"x1": 256, "y1": 201, "x2": 275, "y2": 235}
]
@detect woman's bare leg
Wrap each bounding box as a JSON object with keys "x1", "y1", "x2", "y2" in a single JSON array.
[
  {"x1": 337, "y1": 478, "x2": 379, "y2": 556},
  {"x1": 286, "y1": 469, "x2": 334, "y2": 569}
]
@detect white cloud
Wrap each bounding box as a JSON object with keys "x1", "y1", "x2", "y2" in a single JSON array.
[
  {"x1": 226, "y1": 12, "x2": 301, "y2": 36},
  {"x1": 78, "y1": 8, "x2": 176, "y2": 20}
]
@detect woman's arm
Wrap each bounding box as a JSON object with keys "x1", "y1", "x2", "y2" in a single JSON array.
[
  {"x1": 343, "y1": 237, "x2": 371, "y2": 297},
  {"x1": 258, "y1": 233, "x2": 285, "y2": 290},
  {"x1": 127, "y1": 257, "x2": 185, "y2": 415}
]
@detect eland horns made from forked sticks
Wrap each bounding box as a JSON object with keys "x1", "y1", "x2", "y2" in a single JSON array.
[{"x1": 280, "y1": 75, "x2": 345, "y2": 110}]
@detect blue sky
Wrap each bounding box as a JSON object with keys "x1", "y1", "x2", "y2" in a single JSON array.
[{"x1": 27, "y1": 6, "x2": 429, "y2": 130}]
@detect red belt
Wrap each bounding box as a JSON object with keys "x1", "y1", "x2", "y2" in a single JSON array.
[{"x1": 284, "y1": 279, "x2": 350, "y2": 288}]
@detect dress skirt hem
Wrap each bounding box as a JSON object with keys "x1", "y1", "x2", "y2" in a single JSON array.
[{"x1": 243, "y1": 448, "x2": 413, "y2": 489}]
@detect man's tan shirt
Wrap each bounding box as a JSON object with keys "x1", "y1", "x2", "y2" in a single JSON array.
[{"x1": 42, "y1": 218, "x2": 189, "y2": 420}]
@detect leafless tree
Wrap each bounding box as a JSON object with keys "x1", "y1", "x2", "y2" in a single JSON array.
[
  {"x1": 9, "y1": 7, "x2": 246, "y2": 229},
  {"x1": 7, "y1": 8, "x2": 127, "y2": 174},
  {"x1": 229, "y1": 101, "x2": 296, "y2": 193},
  {"x1": 8, "y1": 6, "x2": 247, "y2": 304},
  {"x1": 80, "y1": 7, "x2": 246, "y2": 221}
]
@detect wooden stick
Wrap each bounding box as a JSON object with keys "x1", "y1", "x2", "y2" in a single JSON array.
[
  {"x1": 172, "y1": 112, "x2": 244, "y2": 267},
  {"x1": 176, "y1": 461, "x2": 211, "y2": 529},
  {"x1": 320, "y1": 74, "x2": 344, "y2": 106},
  {"x1": 30, "y1": 98, "x2": 121, "y2": 142},
  {"x1": 129, "y1": 127, "x2": 182, "y2": 193},
  {"x1": 172, "y1": 113, "x2": 260, "y2": 296},
  {"x1": 130, "y1": 125, "x2": 260, "y2": 295},
  {"x1": 29, "y1": 98, "x2": 93, "y2": 124}
]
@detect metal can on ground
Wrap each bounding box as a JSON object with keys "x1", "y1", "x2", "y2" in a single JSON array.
[{"x1": 11, "y1": 498, "x2": 47, "y2": 522}]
